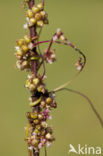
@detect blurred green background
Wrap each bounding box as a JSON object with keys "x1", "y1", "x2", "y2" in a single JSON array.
[{"x1": 0, "y1": 0, "x2": 103, "y2": 155}]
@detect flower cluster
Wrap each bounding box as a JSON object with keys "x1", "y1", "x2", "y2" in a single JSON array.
[
  {"x1": 43, "y1": 48, "x2": 56, "y2": 64},
  {"x1": 15, "y1": 0, "x2": 57, "y2": 154},
  {"x1": 24, "y1": 3, "x2": 48, "y2": 29},
  {"x1": 15, "y1": 35, "x2": 39, "y2": 70},
  {"x1": 15, "y1": 1, "x2": 57, "y2": 152},
  {"x1": 25, "y1": 90, "x2": 57, "y2": 151},
  {"x1": 25, "y1": 74, "x2": 45, "y2": 93},
  {"x1": 24, "y1": 73, "x2": 57, "y2": 150},
  {"x1": 53, "y1": 28, "x2": 66, "y2": 41}
]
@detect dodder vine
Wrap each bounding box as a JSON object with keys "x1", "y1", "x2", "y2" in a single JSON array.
[{"x1": 15, "y1": 0, "x2": 103, "y2": 156}]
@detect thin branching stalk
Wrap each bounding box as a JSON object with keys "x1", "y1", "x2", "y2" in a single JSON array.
[{"x1": 15, "y1": 1, "x2": 103, "y2": 156}]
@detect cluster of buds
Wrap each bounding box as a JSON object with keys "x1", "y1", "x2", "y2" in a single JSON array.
[
  {"x1": 25, "y1": 74, "x2": 45, "y2": 93},
  {"x1": 15, "y1": 0, "x2": 57, "y2": 154},
  {"x1": 15, "y1": 35, "x2": 39, "y2": 70},
  {"x1": 43, "y1": 48, "x2": 56, "y2": 64},
  {"x1": 24, "y1": 3, "x2": 48, "y2": 28},
  {"x1": 53, "y1": 28, "x2": 66, "y2": 41},
  {"x1": 25, "y1": 90, "x2": 57, "y2": 151}
]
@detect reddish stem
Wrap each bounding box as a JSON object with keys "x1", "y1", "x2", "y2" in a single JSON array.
[
  {"x1": 34, "y1": 40, "x2": 86, "y2": 68},
  {"x1": 28, "y1": 1, "x2": 40, "y2": 156},
  {"x1": 28, "y1": 0, "x2": 38, "y2": 77}
]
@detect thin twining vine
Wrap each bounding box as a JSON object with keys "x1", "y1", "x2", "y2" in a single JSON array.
[{"x1": 15, "y1": 0, "x2": 103, "y2": 156}]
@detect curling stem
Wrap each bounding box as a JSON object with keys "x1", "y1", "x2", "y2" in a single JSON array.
[{"x1": 54, "y1": 88, "x2": 103, "y2": 128}]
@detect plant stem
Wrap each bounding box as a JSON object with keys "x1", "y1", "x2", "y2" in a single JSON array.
[
  {"x1": 55, "y1": 88, "x2": 103, "y2": 128},
  {"x1": 28, "y1": 0, "x2": 38, "y2": 76},
  {"x1": 28, "y1": 0, "x2": 40, "y2": 156}
]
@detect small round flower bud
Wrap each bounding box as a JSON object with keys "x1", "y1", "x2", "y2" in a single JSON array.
[
  {"x1": 37, "y1": 20, "x2": 44, "y2": 27},
  {"x1": 32, "y1": 139, "x2": 39, "y2": 147},
  {"x1": 34, "y1": 129, "x2": 39, "y2": 134},
  {"x1": 22, "y1": 45, "x2": 29, "y2": 53},
  {"x1": 22, "y1": 60, "x2": 28, "y2": 68},
  {"x1": 37, "y1": 85, "x2": 45, "y2": 93},
  {"x1": 33, "y1": 119, "x2": 39, "y2": 124},
  {"x1": 40, "y1": 11, "x2": 46, "y2": 19},
  {"x1": 56, "y1": 28, "x2": 62, "y2": 36},
  {"x1": 17, "y1": 39, "x2": 24, "y2": 47},
  {"x1": 41, "y1": 121, "x2": 48, "y2": 128},
  {"x1": 16, "y1": 49, "x2": 23, "y2": 56},
  {"x1": 46, "y1": 97, "x2": 52, "y2": 104},
  {"x1": 60, "y1": 35, "x2": 66, "y2": 41},
  {"x1": 33, "y1": 78, "x2": 40, "y2": 85},
  {"x1": 29, "y1": 18, "x2": 36, "y2": 26},
  {"x1": 29, "y1": 84, "x2": 35, "y2": 91},
  {"x1": 38, "y1": 114, "x2": 43, "y2": 120},
  {"x1": 24, "y1": 35, "x2": 31, "y2": 44},
  {"x1": 40, "y1": 101, "x2": 46, "y2": 108},
  {"x1": 46, "y1": 133, "x2": 52, "y2": 140},
  {"x1": 31, "y1": 113, "x2": 38, "y2": 119},
  {"x1": 37, "y1": 3, "x2": 44, "y2": 11},
  {"x1": 32, "y1": 6, "x2": 39, "y2": 14},
  {"x1": 36, "y1": 125, "x2": 41, "y2": 130},
  {"x1": 35, "y1": 13, "x2": 42, "y2": 21},
  {"x1": 26, "y1": 9, "x2": 33, "y2": 18},
  {"x1": 34, "y1": 129, "x2": 41, "y2": 135}
]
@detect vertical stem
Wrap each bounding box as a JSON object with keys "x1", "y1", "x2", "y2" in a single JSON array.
[
  {"x1": 28, "y1": 0, "x2": 40, "y2": 156},
  {"x1": 28, "y1": 0, "x2": 38, "y2": 77}
]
